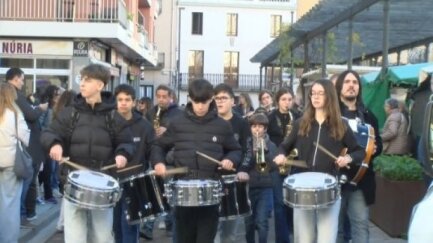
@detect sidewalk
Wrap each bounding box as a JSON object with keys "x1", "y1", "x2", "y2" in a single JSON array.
[{"x1": 24, "y1": 201, "x2": 407, "y2": 243}]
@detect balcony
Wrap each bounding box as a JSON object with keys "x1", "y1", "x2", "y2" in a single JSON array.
[
  {"x1": 0, "y1": 0, "x2": 158, "y2": 66},
  {"x1": 178, "y1": 73, "x2": 267, "y2": 92}
]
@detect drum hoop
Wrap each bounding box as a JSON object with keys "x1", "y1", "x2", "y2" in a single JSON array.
[{"x1": 67, "y1": 179, "x2": 119, "y2": 192}]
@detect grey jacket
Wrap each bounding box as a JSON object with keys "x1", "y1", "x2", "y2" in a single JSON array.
[{"x1": 381, "y1": 110, "x2": 410, "y2": 155}]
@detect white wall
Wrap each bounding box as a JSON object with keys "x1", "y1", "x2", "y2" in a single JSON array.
[{"x1": 179, "y1": 4, "x2": 296, "y2": 75}]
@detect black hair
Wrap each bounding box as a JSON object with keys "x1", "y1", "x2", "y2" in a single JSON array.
[
  {"x1": 275, "y1": 87, "x2": 294, "y2": 103},
  {"x1": 248, "y1": 113, "x2": 269, "y2": 127},
  {"x1": 214, "y1": 83, "x2": 235, "y2": 98},
  {"x1": 385, "y1": 98, "x2": 400, "y2": 110},
  {"x1": 5, "y1": 67, "x2": 24, "y2": 82},
  {"x1": 114, "y1": 84, "x2": 136, "y2": 100},
  {"x1": 80, "y1": 64, "x2": 110, "y2": 85},
  {"x1": 188, "y1": 79, "x2": 214, "y2": 102},
  {"x1": 41, "y1": 85, "x2": 60, "y2": 108},
  {"x1": 156, "y1": 84, "x2": 173, "y2": 96}
]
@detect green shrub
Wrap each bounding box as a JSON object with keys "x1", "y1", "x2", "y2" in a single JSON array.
[{"x1": 373, "y1": 155, "x2": 423, "y2": 181}]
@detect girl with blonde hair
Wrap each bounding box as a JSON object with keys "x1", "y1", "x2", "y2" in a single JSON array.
[{"x1": 0, "y1": 83, "x2": 30, "y2": 243}]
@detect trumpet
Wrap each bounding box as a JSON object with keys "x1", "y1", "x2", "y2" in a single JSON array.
[
  {"x1": 279, "y1": 148, "x2": 298, "y2": 175},
  {"x1": 255, "y1": 133, "x2": 268, "y2": 173},
  {"x1": 153, "y1": 106, "x2": 161, "y2": 130}
]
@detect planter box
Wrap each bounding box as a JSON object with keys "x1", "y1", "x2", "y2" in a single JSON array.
[{"x1": 370, "y1": 174, "x2": 426, "y2": 237}]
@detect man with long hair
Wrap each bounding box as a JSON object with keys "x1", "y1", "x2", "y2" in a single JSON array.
[{"x1": 335, "y1": 70, "x2": 383, "y2": 243}]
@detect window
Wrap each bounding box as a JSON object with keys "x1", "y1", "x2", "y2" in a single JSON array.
[
  {"x1": 188, "y1": 50, "x2": 204, "y2": 82},
  {"x1": 270, "y1": 15, "x2": 282, "y2": 37},
  {"x1": 36, "y1": 59, "x2": 70, "y2": 69},
  {"x1": 226, "y1": 13, "x2": 238, "y2": 36},
  {"x1": 192, "y1": 12, "x2": 203, "y2": 35},
  {"x1": 0, "y1": 58, "x2": 33, "y2": 68},
  {"x1": 224, "y1": 51, "x2": 239, "y2": 88}
]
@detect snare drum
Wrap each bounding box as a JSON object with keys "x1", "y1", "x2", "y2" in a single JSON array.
[
  {"x1": 283, "y1": 172, "x2": 339, "y2": 209},
  {"x1": 165, "y1": 180, "x2": 222, "y2": 207},
  {"x1": 121, "y1": 171, "x2": 169, "y2": 224},
  {"x1": 219, "y1": 175, "x2": 251, "y2": 220},
  {"x1": 64, "y1": 170, "x2": 121, "y2": 210}
]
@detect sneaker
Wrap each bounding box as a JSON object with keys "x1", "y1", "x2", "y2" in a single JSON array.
[
  {"x1": 36, "y1": 198, "x2": 45, "y2": 205},
  {"x1": 26, "y1": 213, "x2": 37, "y2": 221},
  {"x1": 52, "y1": 189, "x2": 63, "y2": 198},
  {"x1": 56, "y1": 225, "x2": 64, "y2": 232},
  {"x1": 45, "y1": 197, "x2": 58, "y2": 204},
  {"x1": 158, "y1": 221, "x2": 166, "y2": 229}
]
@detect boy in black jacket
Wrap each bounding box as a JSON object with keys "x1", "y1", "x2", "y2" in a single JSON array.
[
  {"x1": 41, "y1": 64, "x2": 134, "y2": 243},
  {"x1": 113, "y1": 84, "x2": 155, "y2": 243},
  {"x1": 151, "y1": 79, "x2": 241, "y2": 243}
]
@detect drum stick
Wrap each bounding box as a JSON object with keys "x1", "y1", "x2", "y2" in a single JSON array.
[
  {"x1": 196, "y1": 151, "x2": 236, "y2": 172},
  {"x1": 100, "y1": 164, "x2": 117, "y2": 171},
  {"x1": 285, "y1": 159, "x2": 309, "y2": 168},
  {"x1": 60, "y1": 158, "x2": 89, "y2": 171},
  {"x1": 116, "y1": 164, "x2": 143, "y2": 173},
  {"x1": 312, "y1": 142, "x2": 350, "y2": 169},
  {"x1": 149, "y1": 167, "x2": 189, "y2": 176}
]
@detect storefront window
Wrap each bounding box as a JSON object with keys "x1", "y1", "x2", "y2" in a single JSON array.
[
  {"x1": 35, "y1": 75, "x2": 69, "y2": 97},
  {"x1": 0, "y1": 58, "x2": 33, "y2": 68},
  {"x1": 36, "y1": 59, "x2": 70, "y2": 69}
]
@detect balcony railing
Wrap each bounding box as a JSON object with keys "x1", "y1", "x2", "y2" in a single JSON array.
[
  {"x1": 179, "y1": 73, "x2": 267, "y2": 92},
  {"x1": 0, "y1": 0, "x2": 127, "y2": 26}
]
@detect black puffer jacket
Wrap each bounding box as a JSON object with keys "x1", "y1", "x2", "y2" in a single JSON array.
[
  {"x1": 41, "y1": 92, "x2": 134, "y2": 169},
  {"x1": 150, "y1": 102, "x2": 242, "y2": 180}
]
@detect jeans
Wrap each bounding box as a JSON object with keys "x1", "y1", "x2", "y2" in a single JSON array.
[
  {"x1": 113, "y1": 195, "x2": 139, "y2": 243},
  {"x1": 272, "y1": 172, "x2": 292, "y2": 243},
  {"x1": 63, "y1": 198, "x2": 114, "y2": 243},
  {"x1": 51, "y1": 160, "x2": 60, "y2": 190},
  {"x1": 245, "y1": 188, "x2": 273, "y2": 243},
  {"x1": 337, "y1": 190, "x2": 369, "y2": 243},
  {"x1": 175, "y1": 205, "x2": 219, "y2": 243},
  {"x1": 294, "y1": 198, "x2": 341, "y2": 243},
  {"x1": 0, "y1": 167, "x2": 23, "y2": 243}
]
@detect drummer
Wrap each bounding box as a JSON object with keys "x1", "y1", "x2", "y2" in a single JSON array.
[
  {"x1": 273, "y1": 79, "x2": 364, "y2": 243},
  {"x1": 112, "y1": 84, "x2": 155, "y2": 243},
  {"x1": 41, "y1": 64, "x2": 135, "y2": 243},
  {"x1": 150, "y1": 79, "x2": 242, "y2": 243}
]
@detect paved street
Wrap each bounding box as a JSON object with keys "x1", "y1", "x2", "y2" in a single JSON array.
[{"x1": 21, "y1": 200, "x2": 407, "y2": 243}]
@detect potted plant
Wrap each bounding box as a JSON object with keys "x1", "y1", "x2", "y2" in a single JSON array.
[{"x1": 370, "y1": 155, "x2": 426, "y2": 237}]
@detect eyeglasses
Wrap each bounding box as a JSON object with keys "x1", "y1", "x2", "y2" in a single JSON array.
[
  {"x1": 309, "y1": 92, "x2": 325, "y2": 97},
  {"x1": 214, "y1": 96, "x2": 230, "y2": 102}
]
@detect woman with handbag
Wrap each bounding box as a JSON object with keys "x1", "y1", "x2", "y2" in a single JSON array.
[{"x1": 0, "y1": 83, "x2": 30, "y2": 243}]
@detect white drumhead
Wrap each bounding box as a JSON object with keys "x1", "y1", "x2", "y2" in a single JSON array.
[
  {"x1": 68, "y1": 170, "x2": 119, "y2": 189},
  {"x1": 284, "y1": 172, "x2": 336, "y2": 189}
]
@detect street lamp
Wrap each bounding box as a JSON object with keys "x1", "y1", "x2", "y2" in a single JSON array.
[{"x1": 177, "y1": 7, "x2": 185, "y2": 102}]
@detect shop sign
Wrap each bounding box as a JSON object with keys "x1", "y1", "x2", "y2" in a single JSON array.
[
  {"x1": 0, "y1": 40, "x2": 73, "y2": 56},
  {"x1": 73, "y1": 41, "x2": 89, "y2": 57}
]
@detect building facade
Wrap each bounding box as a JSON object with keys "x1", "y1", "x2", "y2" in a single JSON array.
[{"x1": 0, "y1": 0, "x2": 160, "y2": 98}]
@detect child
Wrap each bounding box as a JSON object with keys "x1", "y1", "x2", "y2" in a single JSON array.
[{"x1": 242, "y1": 113, "x2": 277, "y2": 243}]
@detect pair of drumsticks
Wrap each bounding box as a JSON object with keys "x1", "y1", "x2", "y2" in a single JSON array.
[{"x1": 59, "y1": 158, "x2": 189, "y2": 176}]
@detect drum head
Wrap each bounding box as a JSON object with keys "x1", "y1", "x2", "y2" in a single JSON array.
[
  {"x1": 68, "y1": 170, "x2": 119, "y2": 190},
  {"x1": 284, "y1": 172, "x2": 336, "y2": 189}
]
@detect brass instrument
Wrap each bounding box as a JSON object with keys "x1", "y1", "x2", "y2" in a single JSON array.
[
  {"x1": 285, "y1": 111, "x2": 294, "y2": 137},
  {"x1": 153, "y1": 106, "x2": 161, "y2": 130},
  {"x1": 279, "y1": 148, "x2": 298, "y2": 175},
  {"x1": 255, "y1": 132, "x2": 268, "y2": 173}
]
